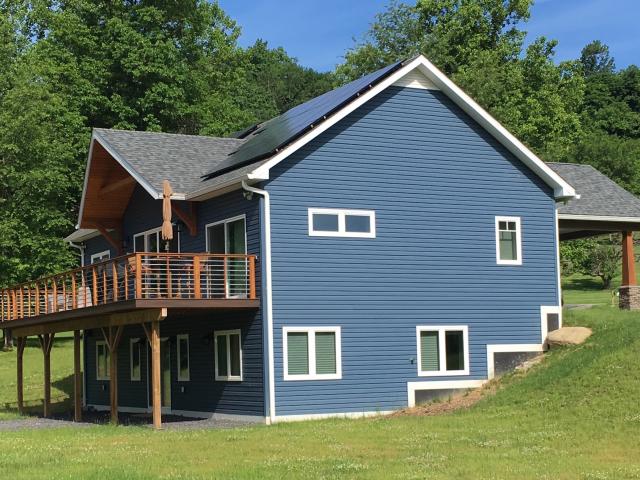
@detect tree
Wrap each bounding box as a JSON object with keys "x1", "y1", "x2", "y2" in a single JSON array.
[{"x1": 580, "y1": 40, "x2": 615, "y2": 77}]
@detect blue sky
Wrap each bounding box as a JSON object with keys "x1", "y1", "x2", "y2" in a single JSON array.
[{"x1": 218, "y1": 0, "x2": 638, "y2": 72}]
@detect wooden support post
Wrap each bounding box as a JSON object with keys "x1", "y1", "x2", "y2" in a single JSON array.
[
  {"x1": 622, "y1": 231, "x2": 636, "y2": 286},
  {"x1": 151, "y1": 320, "x2": 161, "y2": 430},
  {"x1": 16, "y1": 337, "x2": 26, "y2": 415},
  {"x1": 73, "y1": 330, "x2": 82, "y2": 422},
  {"x1": 38, "y1": 333, "x2": 55, "y2": 417},
  {"x1": 101, "y1": 326, "x2": 123, "y2": 425}
]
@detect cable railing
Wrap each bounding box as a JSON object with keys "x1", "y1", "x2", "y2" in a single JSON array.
[{"x1": 0, "y1": 253, "x2": 257, "y2": 322}]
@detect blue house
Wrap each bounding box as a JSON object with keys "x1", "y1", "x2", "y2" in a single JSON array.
[{"x1": 1, "y1": 55, "x2": 580, "y2": 426}]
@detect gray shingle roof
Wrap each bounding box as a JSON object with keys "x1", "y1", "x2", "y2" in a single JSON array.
[
  {"x1": 94, "y1": 128, "x2": 247, "y2": 195},
  {"x1": 549, "y1": 162, "x2": 640, "y2": 218}
]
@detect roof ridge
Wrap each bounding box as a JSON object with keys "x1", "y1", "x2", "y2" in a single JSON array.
[{"x1": 93, "y1": 127, "x2": 244, "y2": 142}]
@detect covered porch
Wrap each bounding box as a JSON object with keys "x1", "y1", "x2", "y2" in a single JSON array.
[{"x1": 550, "y1": 163, "x2": 640, "y2": 309}]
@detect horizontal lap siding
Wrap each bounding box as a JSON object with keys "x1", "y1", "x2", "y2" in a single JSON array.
[
  {"x1": 266, "y1": 86, "x2": 559, "y2": 415},
  {"x1": 84, "y1": 310, "x2": 263, "y2": 415}
]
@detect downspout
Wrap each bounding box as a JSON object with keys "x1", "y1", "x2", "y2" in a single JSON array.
[
  {"x1": 68, "y1": 241, "x2": 86, "y2": 267},
  {"x1": 242, "y1": 180, "x2": 275, "y2": 424}
]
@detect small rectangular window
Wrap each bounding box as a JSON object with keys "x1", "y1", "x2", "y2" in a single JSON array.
[
  {"x1": 177, "y1": 334, "x2": 190, "y2": 381},
  {"x1": 130, "y1": 338, "x2": 141, "y2": 381},
  {"x1": 417, "y1": 326, "x2": 469, "y2": 376},
  {"x1": 284, "y1": 327, "x2": 341, "y2": 380},
  {"x1": 90, "y1": 250, "x2": 111, "y2": 264},
  {"x1": 495, "y1": 216, "x2": 522, "y2": 265},
  {"x1": 214, "y1": 330, "x2": 242, "y2": 381},
  {"x1": 308, "y1": 209, "x2": 375, "y2": 238},
  {"x1": 96, "y1": 341, "x2": 110, "y2": 381}
]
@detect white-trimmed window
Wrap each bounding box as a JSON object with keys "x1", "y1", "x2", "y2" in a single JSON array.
[
  {"x1": 133, "y1": 226, "x2": 178, "y2": 253},
  {"x1": 214, "y1": 330, "x2": 242, "y2": 381},
  {"x1": 308, "y1": 208, "x2": 376, "y2": 238},
  {"x1": 96, "y1": 340, "x2": 110, "y2": 380},
  {"x1": 130, "y1": 338, "x2": 141, "y2": 381},
  {"x1": 177, "y1": 334, "x2": 190, "y2": 381},
  {"x1": 416, "y1": 326, "x2": 469, "y2": 376},
  {"x1": 283, "y1": 327, "x2": 342, "y2": 380},
  {"x1": 495, "y1": 216, "x2": 522, "y2": 265},
  {"x1": 90, "y1": 250, "x2": 110, "y2": 264}
]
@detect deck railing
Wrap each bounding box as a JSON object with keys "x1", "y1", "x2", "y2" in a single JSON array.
[{"x1": 0, "y1": 253, "x2": 257, "y2": 322}]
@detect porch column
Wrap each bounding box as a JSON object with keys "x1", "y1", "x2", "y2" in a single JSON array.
[
  {"x1": 16, "y1": 337, "x2": 26, "y2": 415},
  {"x1": 151, "y1": 320, "x2": 161, "y2": 430},
  {"x1": 101, "y1": 326, "x2": 123, "y2": 425},
  {"x1": 620, "y1": 231, "x2": 639, "y2": 309},
  {"x1": 73, "y1": 330, "x2": 82, "y2": 422},
  {"x1": 38, "y1": 333, "x2": 55, "y2": 417}
]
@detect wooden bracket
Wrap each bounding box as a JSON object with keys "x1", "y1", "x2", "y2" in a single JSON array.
[
  {"x1": 93, "y1": 223, "x2": 124, "y2": 255},
  {"x1": 172, "y1": 202, "x2": 197, "y2": 236}
]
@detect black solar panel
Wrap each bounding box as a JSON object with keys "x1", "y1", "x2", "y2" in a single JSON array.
[{"x1": 203, "y1": 59, "x2": 406, "y2": 179}]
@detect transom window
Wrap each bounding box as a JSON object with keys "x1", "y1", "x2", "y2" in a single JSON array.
[
  {"x1": 283, "y1": 327, "x2": 342, "y2": 380},
  {"x1": 96, "y1": 340, "x2": 110, "y2": 381},
  {"x1": 416, "y1": 326, "x2": 469, "y2": 376},
  {"x1": 308, "y1": 208, "x2": 376, "y2": 238},
  {"x1": 177, "y1": 334, "x2": 190, "y2": 381},
  {"x1": 130, "y1": 338, "x2": 141, "y2": 381},
  {"x1": 134, "y1": 227, "x2": 178, "y2": 253},
  {"x1": 495, "y1": 216, "x2": 522, "y2": 265},
  {"x1": 214, "y1": 330, "x2": 242, "y2": 381}
]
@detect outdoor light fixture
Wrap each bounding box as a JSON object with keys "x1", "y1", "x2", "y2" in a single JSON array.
[{"x1": 243, "y1": 190, "x2": 254, "y2": 201}]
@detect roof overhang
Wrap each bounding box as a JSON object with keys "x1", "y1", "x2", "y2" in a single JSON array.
[
  {"x1": 246, "y1": 55, "x2": 577, "y2": 201},
  {"x1": 558, "y1": 214, "x2": 640, "y2": 241}
]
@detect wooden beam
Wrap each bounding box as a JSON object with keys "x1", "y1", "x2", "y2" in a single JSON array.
[
  {"x1": 622, "y1": 231, "x2": 636, "y2": 286},
  {"x1": 38, "y1": 333, "x2": 54, "y2": 417},
  {"x1": 73, "y1": 331, "x2": 82, "y2": 422},
  {"x1": 151, "y1": 320, "x2": 161, "y2": 430},
  {"x1": 16, "y1": 337, "x2": 26, "y2": 415},
  {"x1": 172, "y1": 203, "x2": 197, "y2": 236},
  {"x1": 94, "y1": 224, "x2": 123, "y2": 255},
  {"x1": 101, "y1": 325, "x2": 123, "y2": 425},
  {"x1": 99, "y1": 176, "x2": 136, "y2": 196}
]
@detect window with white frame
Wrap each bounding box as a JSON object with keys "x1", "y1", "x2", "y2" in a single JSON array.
[
  {"x1": 495, "y1": 216, "x2": 522, "y2": 265},
  {"x1": 283, "y1": 327, "x2": 342, "y2": 380},
  {"x1": 130, "y1": 338, "x2": 141, "y2": 381},
  {"x1": 416, "y1": 326, "x2": 469, "y2": 376},
  {"x1": 96, "y1": 340, "x2": 110, "y2": 380},
  {"x1": 308, "y1": 208, "x2": 376, "y2": 238},
  {"x1": 90, "y1": 250, "x2": 111, "y2": 264},
  {"x1": 133, "y1": 227, "x2": 178, "y2": 253},
  {"x1": 214, "y1": 330, "x2": 242, "y2": 381},
  {"x1": 177, "y1": 334, "x2": 190, "y2": 381}
]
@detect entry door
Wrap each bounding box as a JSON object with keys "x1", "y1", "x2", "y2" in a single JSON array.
[{"x1": 149, "y1": 338, "x2": 171, "y2": 412}]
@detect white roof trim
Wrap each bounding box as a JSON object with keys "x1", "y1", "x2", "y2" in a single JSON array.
[
  {"x1": 248, "y1": 55, "x2": 576, "y2": 200},
  {"x1": 558, "y1": 214, "x2": 640, "y2": 223},
  {"x1": 64, "y1": 228, "x2": 100, "y2": 243}
]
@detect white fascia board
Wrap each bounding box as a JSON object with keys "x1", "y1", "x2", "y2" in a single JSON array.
[
  {"x1": 64, "y1": 228, "x2": 101, "y2": 243},
  {"x1": 558, "y1": 213, "x2": 640, "y2": 223},
  {"x1": 247, "y1": 56, "x2": 576, "y2": 200}
]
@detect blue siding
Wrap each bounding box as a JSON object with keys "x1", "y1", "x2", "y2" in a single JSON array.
[{"x1": 266, "y1": 86, "x2": 559, "y2": 415}]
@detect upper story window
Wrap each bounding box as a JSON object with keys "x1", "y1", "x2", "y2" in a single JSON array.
[
  {"x1": 90, "y1": 250, "x2": 111, "y2": 264},
  {"x1": 134, "y1": 227, "x2": 178, "y2": 253},
  {"x1": 416, "y1": 326, "x2": 469, "y2": 376},
  {"x1": 495, "y1": 216, "x2": 522, "y2": 265},
  {"x1": 206, "y1": 215, "x2": 247, "y2": 255},
  {"x1": 308, "y1": 208, "x2": 376, "y2": 238}
]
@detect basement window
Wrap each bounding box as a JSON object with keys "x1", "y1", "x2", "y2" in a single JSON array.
[
  {"x1": 177, "y1": 334, "x2": 190, "y2": 381},
  {"x1": 283, "y1": 327, "x2": 342, "y2": 380},
  {"x1": 417, "y1": 326, "x2": 469, "y2": 376},
  {"x1": 130, "y1": 338, "x2": 141, "y2": 381},
  {"x1": 215, "y1": 330, "x2": 242, "y2": 381},
  {"x1": 96, "y1": 340, "x2": 110, "y2": 381}
]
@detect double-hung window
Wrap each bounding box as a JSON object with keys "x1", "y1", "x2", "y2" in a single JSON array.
[
  {"x1": 215, "y1": 330, "x2": 242, "y2": 381},
  {"x1": 177, "y1": 334, "x2": 190, "y2": 381},
  {"x1": 416, "y1": 326, "x2": 469, "y2": 376},
  {"x1": 308, "y1": 208, "x2": 376, "y2": 238},
  {"x1": 283, "y1": 327, "x2": 342, "y2": 380},
  {"x1": 495, "y1": 216, "x2": 522, "y2": 265},
  {"x1": 96, "y1": 340, "x2": 110, "y2": 380},
  {"x1": 130, "y1": 338, "x2": 141, "y2": 381}
]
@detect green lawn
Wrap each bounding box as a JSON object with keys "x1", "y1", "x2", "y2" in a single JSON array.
[
  {"x1": 0, "y1": 306, "x2": 639, "y2": 478},
  {"x1": 562, "y1": 261, "x2": 640, "y2": 305}
]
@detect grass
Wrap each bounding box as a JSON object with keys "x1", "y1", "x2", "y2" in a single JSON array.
[
  {"x1": 562, "y1": 261, "x2": 640, "y2": 305},
  {"x1": 0, "y1": 304, "x2": 639, "y2": 478}
]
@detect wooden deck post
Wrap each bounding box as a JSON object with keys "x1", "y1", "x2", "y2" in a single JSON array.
[
  {"x1": 622, "y1": 231, "x2": 636, "y2": 286},
  {"x1": 151, "y1": 320, "x2": 161, "y2": 430},
  {"x1": 38, "y1": 333, "x2": 55, "y2": 417},
  {"x1": 73, "y1": 330, "x2": 82, "y2": 422},
  {"x1": 102, "y1": 326, "x2": 123, "y2": 425},
  {"x1": 16, "y1": 337, "x2": 26, "y2": 415}
]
